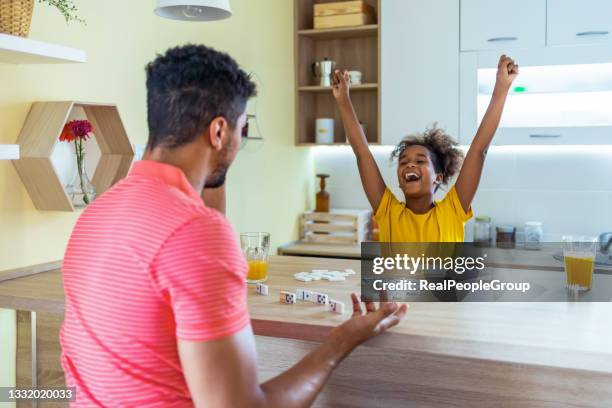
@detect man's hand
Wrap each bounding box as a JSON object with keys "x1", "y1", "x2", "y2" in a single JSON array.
[
  {"x1": 179, "y1": 293, "x2": 408, "y2": 408},
  {"x1": 495, "y1": 55, "x2": 519, "y2": 92},
  {"x1": 332, "y1": 69, "x2": 351, "y2": 103},
  {"x1": 328, "y1": 293, "x2": 408, "y2": 352}
]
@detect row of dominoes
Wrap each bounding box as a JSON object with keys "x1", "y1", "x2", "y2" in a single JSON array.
[
  {"x1": 256, "y1": 283, "x2": 344, "y2": 314},
  {"x1": 284, "y1": 289, "x2": 345, "y2": 314},
  {"x1": 295, "y1": 288, "x2": 327, "y2": 304}
]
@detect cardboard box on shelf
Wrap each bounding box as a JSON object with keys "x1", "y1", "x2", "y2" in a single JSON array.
[{"x1": 313, "y1": 1, "x2": 376, "y2": 29}]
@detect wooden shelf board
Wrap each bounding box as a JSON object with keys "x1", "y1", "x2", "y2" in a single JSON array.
[
  {"x1": 298, "y1": 24, "x2": 378, "y2": 40},
  {"x1": 298, "y1": 83, "x2": 378, "y2": 93},
  {"x1": 0, "y1": 33, "x2": 86, "y2": 64},
  {"x1": 0, "y1": 144, "x2": 19, "y2": 160}
]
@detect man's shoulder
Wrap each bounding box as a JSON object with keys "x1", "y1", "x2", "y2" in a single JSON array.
[
  {"x1": 156, "y1": 210, "x2": 242, "y2": 271},
  {"x1": 98, "y1": 173, "x2": 209, "y2": 217},
  {"x1": 173, "y1": 209, "x2": 235, "y2": 243},
  {"x1": 79, "y1": 175, "x2": 224, "y2": 244}
]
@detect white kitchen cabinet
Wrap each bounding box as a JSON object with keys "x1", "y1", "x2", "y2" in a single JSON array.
[
  {"x1": 460, "y1": 44, "x2": 612, "y2": 145},
  {"x1": 381, "y1": 0, "x2": 459, "y2": 146},
  {"x1": 460, "y1": 0, "x2": 546, "y2": 52},
  {"x1": 548, "y1": 0, "x2": 612, "y2": 47}
]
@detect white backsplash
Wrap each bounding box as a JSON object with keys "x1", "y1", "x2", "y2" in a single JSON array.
[{"x1": 314, "y1": 145, "x2": 612, "y2": 242}]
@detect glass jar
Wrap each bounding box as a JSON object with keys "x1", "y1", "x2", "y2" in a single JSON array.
[
  {"x1": 496, "y1": 225, "x2": 516, "y2": 249},
  {"x1": 524, "y1": 221, "x2": 543, "y2": 250},
  {"x1": 473, "y1": 216, "x2": 492, "y2": 247}
]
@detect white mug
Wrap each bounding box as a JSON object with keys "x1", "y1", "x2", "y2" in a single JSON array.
[{"x1": 348, "y1": 70, "x2": 362, "y2": 85}]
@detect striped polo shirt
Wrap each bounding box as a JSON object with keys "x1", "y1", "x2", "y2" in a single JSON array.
[{"x1": 60, "y1": 160, "x2": 249, "y2": 407}]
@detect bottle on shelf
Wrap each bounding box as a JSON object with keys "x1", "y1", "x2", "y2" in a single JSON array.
[{"x1": 315, "y1": 174, "x2": 330, "y2": 212}]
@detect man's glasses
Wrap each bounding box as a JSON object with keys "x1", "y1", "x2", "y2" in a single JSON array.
[
  {"x1": 241, "y1": 114, "x2": 263, "y2": 149},
  {"x1": 241, "y1": 120, "x2": 250, "y2": 138}
]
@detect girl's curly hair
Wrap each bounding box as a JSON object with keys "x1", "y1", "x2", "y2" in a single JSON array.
[{"x1": 391, "y1": 125, "x2": 464, "y2": 190}]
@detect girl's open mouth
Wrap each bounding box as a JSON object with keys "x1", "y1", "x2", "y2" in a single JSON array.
[{"x1": 404, "y1": 172, "x2": 421, "y2": 183}]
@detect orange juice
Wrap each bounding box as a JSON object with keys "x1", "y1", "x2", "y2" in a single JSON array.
[
  {"x1": 564, "y1": 255, "x2": 594, "y2": 289},
  {"x1": 247, "y1": 260, "x2": 268, "y2": 282}
]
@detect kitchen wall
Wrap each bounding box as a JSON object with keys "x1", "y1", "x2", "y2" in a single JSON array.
[
  {"x1": 0, "y1": 0, "x2": 311, "y2": 401},
  {"x1": 315, "y1": 144, "x2": 612, "y2": 241},
  {"x1": 0, "y1": 0, "x2": 310, "y2": 273}
]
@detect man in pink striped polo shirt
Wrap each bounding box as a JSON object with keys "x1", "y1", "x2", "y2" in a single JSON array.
[{"x1": 60, "y1": 44, "x2": 407, "y2": 407}]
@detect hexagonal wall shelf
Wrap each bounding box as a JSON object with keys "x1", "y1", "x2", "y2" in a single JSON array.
[{"x1": 12, "y1": 101, "x2": 134, "y2": 211}]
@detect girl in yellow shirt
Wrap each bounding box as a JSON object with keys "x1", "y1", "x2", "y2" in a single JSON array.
[{"x1": 332, "y1": 55, "x2": 518, "y2": 243}]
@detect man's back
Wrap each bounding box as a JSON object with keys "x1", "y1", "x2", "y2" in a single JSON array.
[{"x1": 60, "y1": 160, "x2": 248, "y2": 407}]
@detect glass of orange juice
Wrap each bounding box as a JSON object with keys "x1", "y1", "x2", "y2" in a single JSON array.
[
  {"x1": 240, "y1": 232, "x2": 270, "y2": 284},
  {"x1": 563, "y1": 235, "x2": 597, "y2": 292}
]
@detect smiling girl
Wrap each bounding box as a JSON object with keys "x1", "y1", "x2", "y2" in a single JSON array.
[{"x1": 331, "y1": 55, "x2": 518, "y2": 242}]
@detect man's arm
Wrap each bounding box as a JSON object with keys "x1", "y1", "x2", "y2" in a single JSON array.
[
  {"x1": 202, "y1": 184, "x2": 226, "y2": 215},
  {"x1": 179, "y1": 294, "x2": 408, "y2": 408},
  {"x1": 455, "y1": 55, "x2": 518, "y2": 212},
  {"x1": 332, "y1": 70, "x2": 386, "y2": 211}
]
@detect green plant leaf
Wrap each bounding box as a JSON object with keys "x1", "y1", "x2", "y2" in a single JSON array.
[{"x1": 37, "y1": 0, "x2": 86, "y2": 25}]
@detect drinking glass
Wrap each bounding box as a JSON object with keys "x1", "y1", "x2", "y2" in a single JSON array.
[
  {"x1": 562, "y1": 235, "x2": 597, "y2": 292},
  {"x1": 240, "y1": 232, "x2": 270, "y2": 284}
]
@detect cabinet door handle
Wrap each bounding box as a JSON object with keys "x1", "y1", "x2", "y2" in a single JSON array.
[
  {"x1": 576, "y1": 30, "x2": 610, "y2": 37},
  {"x1": 529, "y1": 134, "x2": 561, "y2": 138},
  {"x1": 487, "y1": 36, "x2": 518, "y2": 42}
]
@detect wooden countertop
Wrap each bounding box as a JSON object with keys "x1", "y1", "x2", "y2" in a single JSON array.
[
  {"x1": 278, "y1": 242, "x2": 362, "y2": 259},
  {"x1": 278, "y1": 241, "x2": 612, "y2": 272},
  {"x1": 1, "y1": 256, "x2": 611, "y2": 376}
]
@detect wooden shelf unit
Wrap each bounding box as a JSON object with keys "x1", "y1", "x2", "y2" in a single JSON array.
[
  {"x1": 298, "y1": 24, "x2": 378, "y2": 39},
  {"x1": 12, "y1": 102, "x2": 134, "y2": 211},
  {"x1": 295, "y1": 0, "x2": 380, "y2": 145}
]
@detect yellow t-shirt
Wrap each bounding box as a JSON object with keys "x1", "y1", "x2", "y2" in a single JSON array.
[{"x1": 375, "y1": 186, "x2": 473, "y2": 242}]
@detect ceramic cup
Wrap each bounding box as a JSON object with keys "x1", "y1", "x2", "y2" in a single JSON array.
[{"x1": 348, "y1": 70, "x2": 363, "y2": 85}]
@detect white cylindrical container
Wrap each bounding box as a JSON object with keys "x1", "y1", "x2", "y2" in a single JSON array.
[
  {"x1": 524, "y1": 221, "x2": 543, "y2": 250},
  {"x1": 473, "y1": 216, "x2": 492, "y2": 247},
  {"x1": 315, "y1": 118, "x2": 334, "y2": 144},
  {"x1": 348, "y1": 70, "x2": 362, "y2": 85}
]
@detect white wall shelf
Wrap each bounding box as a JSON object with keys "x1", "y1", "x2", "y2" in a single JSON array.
[
  {"x1": 0, "y1": 33, "x2": 86, "y2": 64},
  {"x1": 0, "y1": 144, "x2": 19, "y2": 160}
]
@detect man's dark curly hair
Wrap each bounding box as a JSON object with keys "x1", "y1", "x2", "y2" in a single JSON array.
[
  {"x1": 391, "y1": 125, "x2": 464, "y2": 191},
  {"x1": 145, "y1": 44, "x2": 257, "y2": 150}
]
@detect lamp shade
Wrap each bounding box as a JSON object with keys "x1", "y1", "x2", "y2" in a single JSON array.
[{"x1": 155, "y1": 0, "x2": 232, "y2": 21}]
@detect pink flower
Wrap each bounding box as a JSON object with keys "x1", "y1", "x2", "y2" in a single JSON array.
[
  {"x1": 59, "y1": 120, "x2": 93, "y2": 143},
  {"x1": 69, "y1": 120, "x2": 93, "y2": 139}
]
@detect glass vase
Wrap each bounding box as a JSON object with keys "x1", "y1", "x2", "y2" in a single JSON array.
[{"x1": 66, "y1": 159, "x2": 96, "y2": 208}]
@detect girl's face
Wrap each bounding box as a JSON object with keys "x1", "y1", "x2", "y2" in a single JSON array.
[{"x1": 396, "y1": 145, "x2": 443, "y2": 199}]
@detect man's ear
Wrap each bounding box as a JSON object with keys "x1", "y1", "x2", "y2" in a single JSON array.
[{"x1": 207, "y1": 117, "x2": 228, "y2": 151}]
